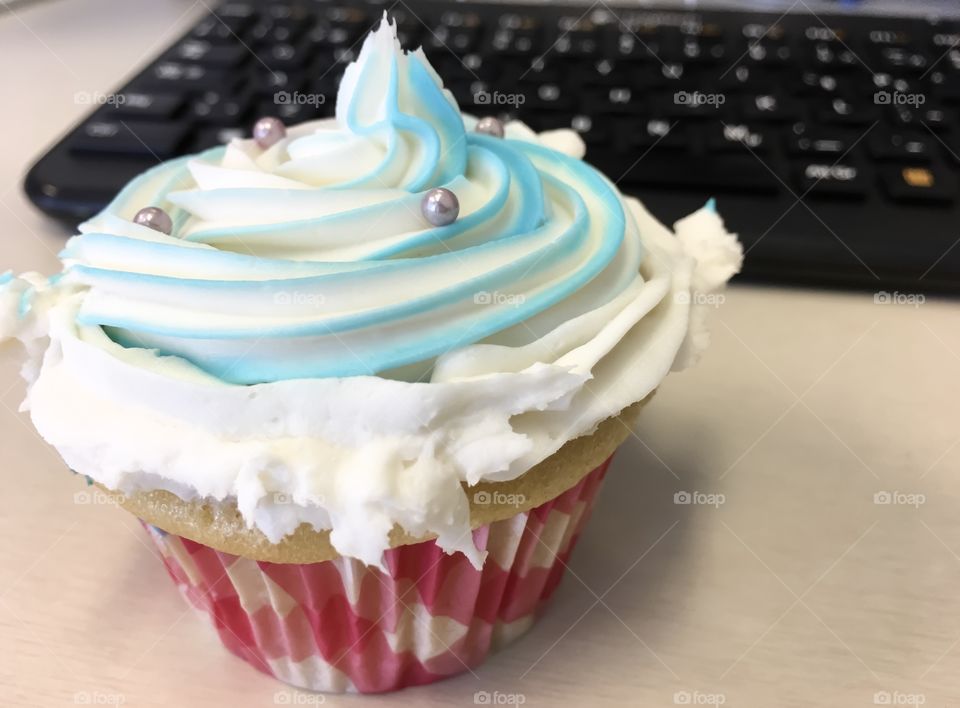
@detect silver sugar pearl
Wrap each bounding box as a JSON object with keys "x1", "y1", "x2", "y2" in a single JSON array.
[
  {"x1": 421, "y1": 187, "x2": 460, "y2": 227},
  {"x1": 252, "y1": 116, "x2": 286, "y2": 149},
  {"x1": 475, "y1": 116, "x2": 505, "y2": 138},
  {"x1": 132, "y1": 206, "x2": 173, "y2": 235}
]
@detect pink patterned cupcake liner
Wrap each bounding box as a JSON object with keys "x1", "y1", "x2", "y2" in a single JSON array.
[{"x1": 142, "y1": 455, "x2": 614, "y2": 693}]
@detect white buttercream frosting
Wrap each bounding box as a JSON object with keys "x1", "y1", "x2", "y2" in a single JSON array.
[{"x1": 0, "y1": 19, "x2": 741, "y2": 569}]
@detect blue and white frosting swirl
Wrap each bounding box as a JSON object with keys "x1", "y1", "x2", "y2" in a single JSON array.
[
  {"x1": 0, "y1": 18, "x2": 742, "y2": 567},
  {"x1": 62, "y1": 19, "x2": 636, "y2": 385}
]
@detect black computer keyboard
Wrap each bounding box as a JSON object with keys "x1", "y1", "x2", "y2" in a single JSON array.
[{"x1": 23, "y1": 1, "x2": 960, "y2": 292}]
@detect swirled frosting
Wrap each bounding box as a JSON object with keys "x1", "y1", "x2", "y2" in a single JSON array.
[{"x1": 0, "y1": 18, "x2": 741, "y2": 568}]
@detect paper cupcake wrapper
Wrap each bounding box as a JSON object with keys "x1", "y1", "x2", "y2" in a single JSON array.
[{"x1": 142, "y1": 455, "x2": 614, "y2": 694}]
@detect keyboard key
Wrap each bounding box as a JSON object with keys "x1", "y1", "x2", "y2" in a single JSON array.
[
  {"x1": 216, "y1": 2, "x2": 255, "y2": 19},
  {"x1": 137, "y1": 62, "x2": 237, "y2": 91},
  {"x1": 570, "y1": 114, "x2": 611, "y2": 146},
  {"x1": 801, "y1": 42, "x2": 860, "y2": 70},
  {"x1": 71, "y1": 120, "x2": 190, "y2": 158},
  {"x1": 867, "y1": 28, "x2": 913, "y2": 47},
  {"x1": 614, "y1": 153, "x2": 780, "y2": 193},
  {"x1": 305, "y1": 23, "x2": 357, "y2": 48},
  {"x1": 497, "y1": 12, "x2": 539, "y2": 31},
  {"x1": 310, "y1": 46, "x2": 359, "y2": 74},
  {"x1": 320, "y1": 5, "x2": 366, "y2": 29},
  {"x1": 675, "y1": 35, "x2": 728, "y2": 64},
  {"x1": 265, "y1": 3, "x2": 310, "y2": 21},
  {"x1": 433, "y1": 9, "x2": 481, "y2": 29},
  {"x1": 105, "y1": 92, "x2": 184, "y2": 120},
  {"x1": 320, "y1": 6, "x2": 368, "y2": 27},
  {"x1": 251, "y1": 69, "x2": 303, "y2": 95},
  {"x1": 880, "y1": 165, "x2": 956, "y2": 203},
  {"x1": 191, "y1": 9, "x2": 253, "y2": 43},
  {"x1": 867, "y1": 72, "x2": 918, "y2": 94},
  {"x1": 801, "y1": 25, "x2": 848, "y2": 43},
  {"x1": 250, "y1": 18, "x2": 304, "y2": 45},
  {"x1": 786, "y1": 126, "x2": 857, "y2": 156},
  {"x1": 931, "y1": 72, "x2": 960, "y2": 104},
  {"x1": 609, "y1": 30, "x2": 662, "y2": 62},
  {"x1": 939, "y1": 131, "x2": 960, "y2": 163},
  {"x1": 793, "y1": 71, "x2": 848, "y2": 96},
  {"x1": 931, "y1": 31, "x2": 960, "y2": 49},
  {"x1": 717, "y1": 65, "x2": 777, "y2": 93},
  {"x1": 658, "y1": 62, "x2": 688, "y2": 82},
  {"x1": 189, "y1": 91, "x2": 252, "y2": 125},
  {"x1": 490, "y1": 28, "x2": 541, "y2": 56},
  {"x1": 743, "y1": 22, "x2": 786, "y2": 42},
  {"x1": 682, "y1": 21, "x2": 724, "y2": 42},
  {"x1": 555, "y1": 34, "x2": 602, "y2": 58},
  {"x1": 526, "y1": 82, "x2": 576, "y2": 111},
  {"x1": 875, "y1": 47, "x2": 930, "y2": 73},
  {"x1": 743, "y1": 93, "x2": 802, "y2": 122},
  {"x1": 586, "y1": 85, "x2": 646, "y2": 114},
  {"x1": 868, "y1": 130, "x2": 933, "y2": 162},
  {"x1": 890, "y1": 105, "x2": 952, "y2": 132},
  {"x1": 818, "y1": 97, "x2": 880, "y2": 125},
  {"x1": 167, "y1": 40, "x2": 248, "y2": 68},
  {"x1": 629, "y1": 119, "x2": 687, "y2": 150},
  {"x1": 261, "y1": 42, "x2": 311, "y2": 70},
  {"x1": 656, "y1": 23, "x2": 718, "y2": 63},
  {"x1": 571, "y1": 58, "x2": 633, "y2": 87},
  {"x1": 437, "y1": 53, "x2": 494, "y2": 82},
  {"x1": 739, "y1": 40, "x2": 792, "y2": 67},
  {"x1": 796, "y1": 161, "x2": 868, "y2": 198},
  {"x1": 552, "y1": 18, "x2": 603, "y2": 58},
  {"x1": 706, "y1": 124, "x2": 772, "y2": 153},
  {"x1": 425, "y1": 25, "x2": 480, "y2": 54}
]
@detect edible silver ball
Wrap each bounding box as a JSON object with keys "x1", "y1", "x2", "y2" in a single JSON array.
[
  {"x1": 132, "y1": 206, "x2": 173, "y2": 235},
  {"x1": 421, "y1": 187, "x2": 460, "y2": 227},
  {"x1": 475, "y1": 116, "x2": 505, "y2": 138},
  {"x1": 253, "y1": 116, "x2": 286, "y2": 149}
]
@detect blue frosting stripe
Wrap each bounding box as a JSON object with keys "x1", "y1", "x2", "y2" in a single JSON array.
[
  {"x1": 71, "y1": 179, "x2": 590, "y2": 340},
  {"x1": 17, "y1": 289, "x2": 33, "y2": 319},
  {"x1": 336, "y1": 29, "x2": 467, "y2": 192},
  {"x1": 405, "y1": 53, "x2": 467, "y2": 188},
  {"x1": 178, "y1": 138, "x2": 542, "y2": 260},
  {"x1": 63, "y1": 18, "x2": 643, "y2": 385},
  {"x1": 180, "y1": 189, "x2": 427, "y2": 244},
  {"x1": 12, "y1": 274, "x2": 65, "y2": 320}
]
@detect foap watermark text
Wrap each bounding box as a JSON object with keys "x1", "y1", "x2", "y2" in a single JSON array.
[
  {"x1": 473, "y1": 491, "x2": 526, "y2": 508},
  {"x1": 674, "y1": 491, "x2": 726, "y2": 508}
]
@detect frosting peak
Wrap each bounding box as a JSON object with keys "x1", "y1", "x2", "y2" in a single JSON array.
[{"x1": 334, "y1": 15, "x2": 468, "y2": 190}]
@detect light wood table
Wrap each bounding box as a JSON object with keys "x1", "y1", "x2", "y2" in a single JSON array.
[{"x1": 1, "y1": 2, "x2": 958, "y2": 706}]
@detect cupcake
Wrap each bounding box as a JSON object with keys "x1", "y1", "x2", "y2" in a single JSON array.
[{"x1": 0, "y1": 16, "x2": 741, "y2": 694}]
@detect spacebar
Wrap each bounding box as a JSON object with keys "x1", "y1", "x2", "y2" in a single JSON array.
[{"x1": 592, "y1": 152, "x2": 782, "y2": 194}]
